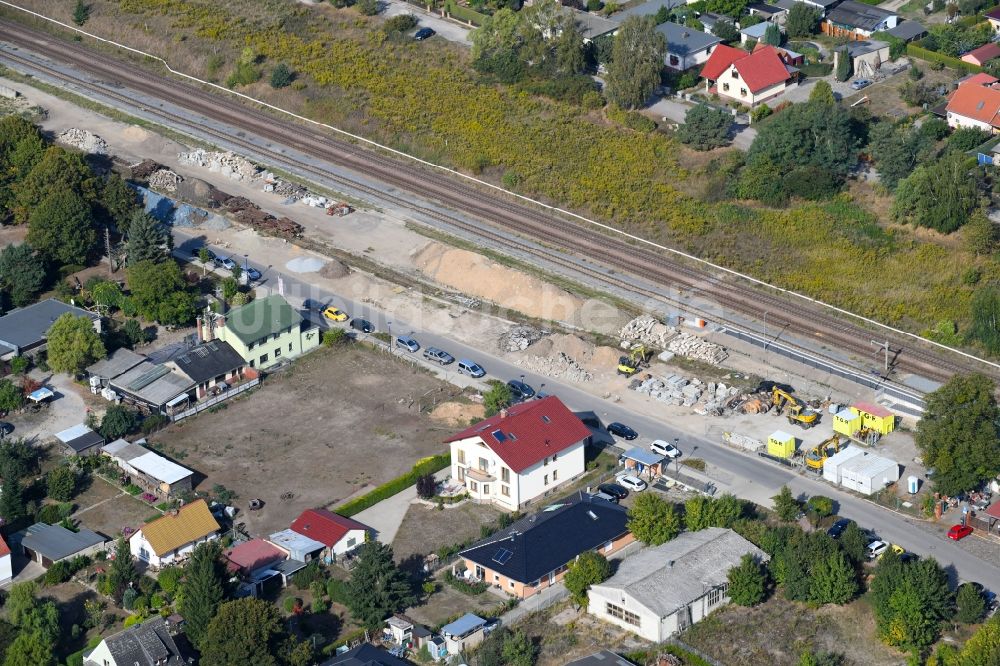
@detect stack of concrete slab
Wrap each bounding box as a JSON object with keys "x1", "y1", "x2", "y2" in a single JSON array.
[
  {"x1": 633, "y1": 374, "x2": 702, "y2": 406},
  {"x1": 723, "y1": 432, "x2": 764, "y2": 453},
  {"x1": 178, "y1": 149, "x2": 261, "y2": 181},
  {"x1": 667, "y1": 332, "x2": 728, "y2": 365},
  {"x1": 618, "y1": 315, "x2": 679, "y2": 347}
]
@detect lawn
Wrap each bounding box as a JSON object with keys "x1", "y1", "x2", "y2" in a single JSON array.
[
  {"x1": 392, "y1": 502, "x2": 502, "y2": 564},
  {"x1": 3, "y1": 0, "x2": 996, "y2": 337}
]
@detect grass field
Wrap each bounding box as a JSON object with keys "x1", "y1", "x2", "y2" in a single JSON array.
[{"x1": 4, "y1": 0, "x2": 996, "y2": 342}]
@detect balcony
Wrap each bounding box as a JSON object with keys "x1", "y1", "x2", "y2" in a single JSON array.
[{"x1": 465, "y1": 468, "x2": 495, "y2": 483}]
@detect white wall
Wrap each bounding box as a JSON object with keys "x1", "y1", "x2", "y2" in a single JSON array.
[
  {"x1": 83, "y1": 640, "x2": 116, "y2": 666},
  {"x1": 0, "y1": 553, "x2": 10, "y2": 585},
  {"x1": 332, "y1": 529, "x2": 366, "y2": 556},
  {"x1": 587, "y1": 586, "x2": 663, "y2": 642},
  {"x1": 947, "y1": 111, "x2": 996, "y2": 133},
  {"x1": 130, "y1": 531, "x2": 219, "y2": 568},
  {"x1": 516, "y1": 440, "x2": 585, "y2": 507}
]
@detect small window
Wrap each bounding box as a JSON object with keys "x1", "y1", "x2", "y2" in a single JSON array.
[
  {"x1": 544, "y1": 474, "x2": 549, "y2": 486},
  {"x1": 670, "y1": 55, "x2": 679, "y2": 66},
  {"x1": 741, "y1": 88, "x2": 747, "y2": 96},
  {"x1": 541, "y1": 415, "x2": 551, "y2": 423},
  {"x1": 501, "y1": 468, "x2": 510, "y2": 483},
  {"x1": 288, "y1": 343, "x2": 293, "y2": 352},
  {"x1": 483, "y1": 484, "x2": 490, "y2": 494},
  {"x1": 259, "y1": 354, "x2": 268, "y2": 364},
  {"x1": 723, "y1": 83, "x2": 730, "y2": 92},
  {"x1": 552, "y1": 453, "x2": 557, "y2": 462},
  {"x1": 501, "y1": 485, "x2": 510, "y2": 497},
  {"x1": 544, "y1": 457, "x2": 549, "y2": 466},
  {"x1": 274, "y1": 348, "x2": 281, "y2": 357},
  {"x1": 494, "y1": 573, "x2": 500, "y2": 582},
  {"x1": 479, "y1": 457, "x2": 489, "y2": 471},
  {"x1": 731, "y1": 70, "x2": 738, "y2": 78},
  {"x1": 469, "y1": 481, "x2": 478, "y2": 492},
  {"x1": 553, "y1": 470, "x2": 558, "y2": 481},
  {"x1": 604, "y1": 540, "x2": 613, "y2": 552},
  {"x1": 347, "y1": 537, "x2": 356, "y2": 548},
  {"x1": 509, "y1": 580, "x2": 515, "y2": 589}
]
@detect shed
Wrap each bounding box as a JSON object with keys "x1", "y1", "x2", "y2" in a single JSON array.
[
  {"x1": 740, "y1": 21, "x2": 772, "y2": 45},
  {"x1": 440, "y1": 613, "x2": 487, "y2": 654},
  {"x1": 19, "y1": 522, "x2": 107, "y2": 567},
  {"x1": 767, "y1": 431, "x2": 795, "y2": 458},
  {"x1": 832, "y1": 408, "x2": 862, "y2": 437},
  {"x1": 55, "y1": 423, "x2": 105, "y2": 456},
  {"x1": 102, "y1": 439, "x2": 194, "y2": 496},
  {"x1": 885, "y1": 20, "x2": 926, "y2": 42},
  {"x1": 822, "y1": 445, "x2": 865, "y2": 484},
  {"x1": 851, "y1": 402, "x2": 895, "y2": 435},
  {"x1": 621, "y1": 447, "x2": 665, "y2": 478},
  {"x1": 838, "y1": 452, "x2": 900, "y2": 495}
]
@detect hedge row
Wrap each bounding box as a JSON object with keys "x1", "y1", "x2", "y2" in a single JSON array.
[
  {"x1": 907, "y1": 43, "x2": 983, "y2": 74},
  {"x1": 337, "y1": 454, "x2": 451, "y2": 517},
  {"x1": 445, "y1": 0, "x2": 488, "y2": 25}
]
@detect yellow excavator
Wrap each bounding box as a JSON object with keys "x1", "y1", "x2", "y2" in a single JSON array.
[
  {"x1": 618, "y1": 345, "x2": 652, "y2": 376},
  {"x1": 771, "y1": 387, "x2": 820, "y2": 429},
  {"x1": 804, "y1": 435, "x2": 843, "y2": 470}
]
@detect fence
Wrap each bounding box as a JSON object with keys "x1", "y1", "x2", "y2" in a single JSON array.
[{"x1": 170, "y1": 378, "x2": 260, "y2": 422}]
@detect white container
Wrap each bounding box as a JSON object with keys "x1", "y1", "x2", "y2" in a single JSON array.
[{"x1": 907, "y1": 476, "x2": 919, "y2": 494}]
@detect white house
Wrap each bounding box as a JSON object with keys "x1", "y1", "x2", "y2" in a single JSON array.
[
  {"x1": 946, "y1": 76, "x2": 1000, "y2": 134},
  {"x1": 700, "y1": 44, "x2": 797, "y2": 106},
  {"x1": 83, "y1": 615, "x2": 185, "y2": 666},
  {"x1": 289, "y1": 508, "x2": 370, "y2": 559},
  {"x1": 129, "y1": 499, "x2": 221, "y2": 568},
  {"x1": 445, "y1": 396, "x2": 591, "y2": 510},
  {"x1": 0, "y1": 536, "x2": 11, "y2": 585},
  {"x1": 588, "y1": 528, "x2": 768, "y2": 642}
]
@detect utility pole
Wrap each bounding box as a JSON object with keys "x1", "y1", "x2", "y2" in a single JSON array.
[
  {"x1": 104, "y1": 227, "x2": 113, "y2": 275},
  {"x1": 871, "y1": 339, "x2": 890, "y2": 374}
]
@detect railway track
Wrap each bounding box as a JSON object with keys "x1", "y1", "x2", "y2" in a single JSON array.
[{"x1": 0, "y1": 21, "x2": 986, "y2": 385}]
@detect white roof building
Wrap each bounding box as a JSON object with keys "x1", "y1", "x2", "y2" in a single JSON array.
[
  {"x1": 838, "y1": 452, "x2": 900, "y2": 496},
  {"x1": 102, "y1": 439, "x2": 194, "y2": 495}
]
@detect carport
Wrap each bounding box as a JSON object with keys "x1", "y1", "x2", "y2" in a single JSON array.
[{"x1": 621, "y1": 447, "x2": 665, "y2": 480}]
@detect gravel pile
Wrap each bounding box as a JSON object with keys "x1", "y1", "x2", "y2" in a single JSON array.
[
  {"x1": 514, "y1": 352, "x2": 592, "y2": 383},
  {"x1": 267, "y1": 179, "x2": 308, "y2": 200},
  {"x1": 498, "y1": 325, "x2": 545, "y2": 352},
  {"x1": 148, "y1": 169, "x2": 182, "y2": 192},
  {"x1": 57, "y1": 128, "x2": 109, "y2": 154},
  {"x1": 178, "y1": 149, "x2": 261, "y2": 181}
]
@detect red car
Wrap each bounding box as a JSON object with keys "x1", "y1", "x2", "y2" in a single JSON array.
[{"x1": 948, "y1": 524, "x2": 974, "y2": 540}]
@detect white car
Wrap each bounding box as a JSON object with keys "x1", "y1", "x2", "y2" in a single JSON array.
[
  {"x1": 616, "y1": 474, "x2": 647, "y2": 492},
  {"x1": 651, "y1": 439, "x2": 681, "y2": 459},
  {"x1": 867, "y1": 540, "x2": 888, "y2": 560}
]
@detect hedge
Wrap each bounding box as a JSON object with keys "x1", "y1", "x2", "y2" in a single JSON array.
[
  {"x1": 337, "y1": 454, "x2": 451, "y2": 517},
  {"x1": 445, "y1": 0, "x2": 488, "y2": 25},
  {"x1": 907, "y1": 43, "x2": 983, "y2": 74}
]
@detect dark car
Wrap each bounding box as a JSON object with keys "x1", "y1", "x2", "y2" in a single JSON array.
[
  {"x1": 598, "y1": 483, "x2": 629, "y2": 501},
  {"x1": 0, "y1": 422, "x2": 12, "y2": 437},
  {"x1": 826, "y1": 518, "x2": 852, "y2": 539},
  {"x1": 899, "y1": 552, "x2": 919, "y2": 564},
  {"x1": 423, "y1": 347, "x2": 455, "y2": 365},
  {"x1": 350, "y1": 319, "x2": 374, "y2": 334},
  {"x1": 245, "y1": 267, "x2": 262, "y2": 281},
  {"x1": 414, "y1": 27, "x2": 435, "y2": 40},
  {"x1": 507, "y1": 380, "x2": 535, "y2": 401},
  {"x1": 607, "y1": 422, "x2": 638, "y2": 440}
]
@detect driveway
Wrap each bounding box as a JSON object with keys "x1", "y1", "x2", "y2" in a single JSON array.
[
  {"x1": 7, "y1": 370, "x2": 88, "y2": 446},
  {"x1": 349, "y1": 469, "x2": 450, "y2": 545},
  {"x1": 382, "y1": 0, "x2": 472, "y2": 46}
]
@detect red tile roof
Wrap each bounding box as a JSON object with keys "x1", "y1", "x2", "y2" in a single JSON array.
[
  {"x1": 946, "y1": 81, "x2": 1000, "y2": 129},
  {"x1": 0, "y1": 535, "x2": 9, "y2": 558},
  {"x1": 700, "y1": 44, "x2": 749, "y2": 82},
  {"x1": 225, "y1": 537, "x2": 286, "y2": 574},
  {"x1": 290, "y1": 509, "x2": 370, "y2": 548},
  {"x1": 986, "y1": 502, "x2": 1000, "y2": 520},
  {"x1": 733, "y1": 45, "x2": 792, "y2": 93},
  {"x1": 962, "y1": 72, "x2": 1000, "y2": 88},
  {"x1": 852, "y1": 401, "x2": 893, "y2": 419},
  {"x1": 444, "y1": 396, "x2": 591, "y2": 473},
  {"x1": 963, "y1": 43, "x2": 1000, "y2": 66}
]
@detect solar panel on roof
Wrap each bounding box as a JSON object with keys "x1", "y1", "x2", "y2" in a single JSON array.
[{"x1": 492, "y1": 548, "x2": 513, "y2": 564}]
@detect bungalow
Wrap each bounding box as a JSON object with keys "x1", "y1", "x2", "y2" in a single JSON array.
[
  {"x1": 83, "y1": 615, "x2": 186, "y2": 666},
  {"x1": 946, "y1": 78, "x2": 1000, "y2": 133},
  {"x1": 885, "y1": 20, "x2": 926, "y2": 43},
  {"x1": 55, "y1": 424, "x2": 105, "y2": 457},
  {"x1": 963, "y1": 43, "x2": 1000, "y2": 68},
  {"x1": 446, "y1": 396, "x2": 591, "y2": 511},
  {"x1": 289, "y1": 508, "x2": 370, "y2": 560},
  {"x1": 225, "y1": 538, "x2": 288, "y2": 598},
  {"x1": 739, "y1": 21, "x2": 774, "y2": 46},
  {"x1": 823, "y1": 0, "x2": 897, "y2": 40},
  {"x1": 0, "y1": 298, "x2": 100, "y2": 360},
  {"x1": 19, "y1": 522, "x2": 107, "y2": 567},
  {"x1": 988, "y1": 7, "x2": 1000, "y2": 34},
  {"x1": 697, "y1": 12, "x2": 735, "y2": 35},
  {"x1": 200, "y1": 294, "x2": 320, "y2": 370},
  {"x1": 588, "y1": 528, "x2": 768, "y2": 642},
  {"x1": 102, "y1": 438, "x2": 195, "y2": 497},
  {"x1": 167, "y1": 340, "x2": 252, "y2": 399},
  {"x1": 267, "y1": 528, "x2": 326, "y2": 563},
  {"x1": 104, "y1": 360, "x2": 195, "y2": 414},
  {"x1": 700, "y1": 44, "x2": 798, "y2": 106},
  {"x1": 129, "y1": 498, "x2": 221, "y2": 568},
  {"x1": 456, "y1": 492, "x2": 633, "y2": 599},
  {"x1": 658, "y1": 22, "x2": 721, "y2": 70}
]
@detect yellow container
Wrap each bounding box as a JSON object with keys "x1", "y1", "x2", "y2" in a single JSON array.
[
  {"x1": 833, "y1": 408, "x2": 862, "y2": 437},
  {"x1": 767, "y1": 431, "x2": 796, "y2": 458}
]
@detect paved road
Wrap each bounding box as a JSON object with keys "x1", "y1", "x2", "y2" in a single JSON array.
[
  {"x1": 173, "y1": 232, "x2": 1000, "y2": 592},
  {"x1": 383, "y1": 0, "x2": 472, "y2": 45}
]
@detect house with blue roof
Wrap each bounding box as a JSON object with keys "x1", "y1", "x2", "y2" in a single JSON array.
[{"x1": 440, "y1": 613, "x2": 488, "y2": 655}]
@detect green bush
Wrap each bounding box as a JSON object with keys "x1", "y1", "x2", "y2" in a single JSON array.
[
  {"x1": 323, "y1": 328, "x2": 348, "y2": 346},
  {"x1": 327, "y1": 578, "x2": 349, "y2": 604},
  {"x1": 356, "y1": 0, "x2": 378, "y2": 15},
  {"x1": 226, "y1": 62, "x2": 261, "y2": 88},
  {"x1": 384, "y1": 14, "x2": 417, "y2": 33},
  {"x1": 444, "y1": 570, "x2": 489, "y2": 595},
  {"x1": 338, "y1": 454, "x2": 451, "y2": 516},
  {"x1": 270, "y1": 63, "x2": 294, "y2": 88},
  {"x1": 445, "y1": 0, "x2": 488, "y2": 25},
  {"x1": 9, "y1": 356, "x2": 28, "y2": 374}
]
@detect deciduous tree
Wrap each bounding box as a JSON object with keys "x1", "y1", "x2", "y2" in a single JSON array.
[
  {"x1": 713, "y1": 20, "x2": 739, "y2": 43},
  {"x1": 13, "y1": 146, "x2": 98, "y2": 224},
  {"x1": 0, "y1": 244, "x2": 46, "y2": 308},
  {"x1": 727, "y1": 553, "x2": 768, "y2": 606},
  {"x1": 99, "y1": 405, "x2": 138, "y2": 440},
  {"x1": 786, "y1": 4, "x2": 819, "y2": 37},
  {"x1": 808, "y1": 550, "x2": 857, "y2": 605},
  {"x1": 180, "y1": 541, "x2": 228, "y2": 649},
  {"x1": 564, "y1": 551, "x2": 611, "y2": 607},
  {"x1": 678, "y1": 104, "x2": 731, "y2": 151},
  {"x1": 916, "y1": 373, "x2": 1000, "y2": 495},
  {"x1": 27, "y1": 190, "x2": 96, "y2": 266},
  {"x1": 98, "y1": 173, "x2": 139, "y2": 232},
  {"x1": 45, "y1": 466, "x2": 76, "y2": 502},
  {"x1": 0, "y1": 379, "x2": 24, "y2": 413},
  {"x1": 2, "y1": 631, "x2": 54, "y2": 666},
  {"x1": 126, "y1": 259, "x2": 197, "y2": 326},
  {"x1": 747, "y1": 99, "x2": 859, "y2": 179},
  {"x1": 501, "y1": 629, "x2": 537, "y2": 666},
  {"x1": 772, "y1": 485, "x2": 800, "y2": 521},
  {"x1": 705, "y1": 0, "x2": 748, "y2": 18},
  {"x1": 627, "y1": 492, "x2": 681, "y2": 545},
  {"x1": 957, "y1": 615, "x2": 1000, "y2": 665},
  {"x1": 483, "y1": 382, "x2": 514, "y2": 417},
  {"x1": 200, "y1": 598, "x2": 285, "y2": 666},
  {"x1": 46, "y1": 313, "x2": 106, "y2": 374},
  {"x1": 605, "y1": 16, "x2": 666, "y2": 109},
  {"x1": 892, "y1": 152, "x2": 979, "y2": 233},
  {"x1": 345, "y1": 542, "x2": 415, "y2": 630}
]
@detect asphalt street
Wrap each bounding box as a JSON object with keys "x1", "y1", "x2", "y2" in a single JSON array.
[{"x1": 174, "y1": 233, "x2": 1000, "y2": 591}]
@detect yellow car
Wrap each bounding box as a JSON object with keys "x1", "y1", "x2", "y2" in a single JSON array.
[{"x1": 322, "y1": 307, "x2": 348, "y2": 322}]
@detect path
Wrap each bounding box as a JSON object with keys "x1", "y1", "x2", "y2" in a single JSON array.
[
  {"x1": 350, "y1": 469, "x2": 450, "y2": 544},
  {"x1": 72, "y1": 489, "x2": 126, "y2": 519}
]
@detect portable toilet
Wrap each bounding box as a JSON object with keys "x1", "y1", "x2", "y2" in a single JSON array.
[
  {"x1": 767, "y1": 431, "x2": 796, "y2": 458},
  {"x1": 850, "y1": 402, "x2": 896, "y2": 436},
  {"x1": 907, "y1": 475, "x2": 919, "y2": 494},
  {"x1": 832, "y1": 408, "x2": 862, "y2": 437}
]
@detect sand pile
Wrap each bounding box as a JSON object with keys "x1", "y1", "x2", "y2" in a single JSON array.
[
  {"x1": 320, "y1": 259, "x2": 350, "y2": 279},
  {"x1": 507, "y1": 333, "x2": 622, "y2": 382},
  {"x1": 413, "y1": 242, "x2": 584, "y2": 323},
  {"x1": 430, "y1": 402, "x2": 485, "y2": 427}
]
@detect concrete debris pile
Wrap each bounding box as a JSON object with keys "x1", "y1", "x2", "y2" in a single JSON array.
[
  {"x1": 618, "y1": 315, "x2": 678, "y2": 348},
  {"x1": 266, "y1": 179, "x2": 308, "y2": 200},
  {"x1": 220, "y1": 196, "x2": 302, "y2": 238},
  {"x1": 696, "y1": 381, "x2": 743, "y2": 416},
  {"x1": 667, "y1": 333, "x2": 728, "y2": 365},
  {"x1": 299, "y1": 195, "x2": 330, "y2": 208},
  {"x1": 148, "y1": 169, "x2": 182, "y2": 192},
  {"x1": 632, "y1": 375, "x2": 742, "y2": 413},
  {"x1": 178, "y1": 150, "x2": 261, "y2": 181},
  {"x1": 514, "y1": 352, "x2": 592, "y2": 383},
  {"x1": 58, "y1": 128, "x2": 109, "y2": 155},
  {"x1": 498, "y1": 326, "x2": 545, "y2": 352}
]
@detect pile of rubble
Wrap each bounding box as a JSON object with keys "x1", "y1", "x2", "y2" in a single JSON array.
[
  {"x1": 178, "y1": 150, "x2": 261, "y2": 181},
  {"x1": 129, "y1": 159, "x2": 163, "y2": 181},
  {"x1": 632, "y1": 375, "x2": 742, "y2": 413},
  {"x1": 219, "y1": 196, "x2": 303, "y2": 238},
  {"x1": 514, "y1": 352, "x2": 592, "y2": 383},
  {"x1": 148, "y1": 169, "x2": 182, "y2": 192},
  {"x1": 57, "y1": 128, "x2": 109, "y2": 155},
  {"x1": 266, "y1": 179, "x2": 308, "y2": 200},
  {"x1": 667, "y1": 332, "x2": 728, "y2": 365},
  {"x1": 618, "y1": 315, "x2": 678, "y2": 347},
  {"x1": 498, "y1": 325, "x2": 545, "y2": 352}
]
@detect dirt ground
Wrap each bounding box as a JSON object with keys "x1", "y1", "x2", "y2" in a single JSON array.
[
  {"x1": 404, "y1": 580, "x2": 505, "y2": 629},
  {"x1": 681, "y1": 595, "x2": 906, "y2": 666},
  {"x1": 391, "y1": 502, "x2": 501, "y2": 563},
  {"x1": 70, "y1": 477, "x2": 156, "y2": 538},
  {"x1": 149, "y1": 344, "x2": 455, "y2": 537},
  {"x1": 518, "y1": 600, "x2": 647, "y2": 666}
]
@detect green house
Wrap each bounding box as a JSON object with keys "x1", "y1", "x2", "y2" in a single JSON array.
[{"x1": 210, "y1": 295, "x2": 319, "y2": 370}]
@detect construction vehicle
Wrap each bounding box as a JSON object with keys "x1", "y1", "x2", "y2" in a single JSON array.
[
  {"x1": 804, "y1": 435, "x2": 843, "y2": 470},
  {"x1": 771, "y1": 387, "x2": 820, "y2": 429},
  {"x1": 617, "y1": 345, "x2": 651, "y2": 377}
]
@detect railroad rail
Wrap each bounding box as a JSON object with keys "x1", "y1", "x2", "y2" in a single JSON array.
[{"x1": 0, "y1": 20, "x2": 987, "y2": 386}]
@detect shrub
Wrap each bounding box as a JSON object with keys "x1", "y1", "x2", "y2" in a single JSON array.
[
  {"x1": 123, "y1": 614, "x2": 143, "y2": 628},
  {"x1": 9, "y1": 356, "x2": 29, "y2": 374},
  {"x1": 226, "y1": 62, "x2": 261, "y2": 88},
  {"x1": 323, "y1": 328, "x2": 348, "y2": 346},
  {"x1": 270, "y1": 64, "x2": 294, "y2": 88},
  {"x1": 416, "y1": 473, "x2": 437, "y2": 499},
  {"x1": 750, "y1": 104, "x2": 772, "y2": 123},
  {"x1": 384, "y1": 14, "x2": 417, "y2": 33},
  {"x1": 141, "y1": 413, "x2": 170, "y2": 434},
  {"x1": 444, "y1": 570, "x2": 489, "y2": 595},
  {"x1": 293, "y1": 561, "x2": 327, "y2": 590},
  {"x1": 338, "y1": 454, "x2": 451, "y2": 516},
  {"x1": 327, "y1": 578, "x2": 349, "y2": 604},
  {"x1": 357, "y1": 0, "x2": 379, "y2": 15}
]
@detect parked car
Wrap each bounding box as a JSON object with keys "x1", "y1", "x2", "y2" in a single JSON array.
[
  {"x1": 867, "y1": 540, "x2": 889, "y2": 560},
  {"x1": 616, "y1": 474, "x2": 647, "y2": 492},
  {"x1": 245, "y1": 267, "x2": 262, "y2": 281},
  {"x1": 851, "y1": 79, "x2": 872, "y2": 90},
  {"x1": 351, "y1": 319, "x2": 375, "y2": 334},
  {"x1": 217, "y1": 256, "x2": 237, "y2": 270},
  {"x1": 201, "y1": 249, "x2": 217, "y2": 263},
  {"x1": 826, "y1": 518, "x2": 853, "y2": 539},
  {"x1": 607, "y1": 422, "x2": 638, "y2": 440},
  {"x1": 948, "y1": 524, "x2": 974, "y2": 541},
  {"x1": 423, "y1": 347, "x2": 455, "y2": 365},
  {"x1": 395, "y1": 335, "x2": 420, "y2": 353},
  {"x1": 507, "y1": 380, "x2": 535, "y2": 401},
  {"x1": 593, "y1": 491, "x2": 619, "y2": 504},
  {"x1": 414, "y1": 27, "x2": 435, "y2": 40},
  {"x1": 598, "y1": 483, "x2": 629, "y2": 501},
  {"x1": 0, "y1": 422, "x2": 12, "y2": 437},
  {"x1": 650, "y1": 439, "x2": 681, "y2": 459},
  {"x1": 899, "y1": 552, "x2": 919, "y2": 564},
  {"x1": 457, "y1": 359, "x2": 486, "y2": 378},
  {"x1": 322, "y1": 307, "x2": 348, "y2": 322}
]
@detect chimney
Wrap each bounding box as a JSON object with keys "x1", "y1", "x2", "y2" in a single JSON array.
[{"x1": 499, "y1": 409, "x2": 508, "y2": 418}]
